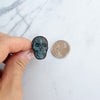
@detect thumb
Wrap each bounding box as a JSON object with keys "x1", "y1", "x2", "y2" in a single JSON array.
[{"x1": 2, "y1": 50, "x2": 34, "y2": 85}]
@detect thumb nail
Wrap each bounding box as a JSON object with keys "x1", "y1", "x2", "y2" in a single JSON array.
[
  {"x1": 17, "y1": 49, "x2": 34, "y2": 60},
  {"x1": 26, "y1": 50, "x2": 34, "y2": 59}
]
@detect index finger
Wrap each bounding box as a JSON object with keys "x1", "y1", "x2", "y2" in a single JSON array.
[{"x1": 0, "y1": 36, "x2": 32, "y2": 63}]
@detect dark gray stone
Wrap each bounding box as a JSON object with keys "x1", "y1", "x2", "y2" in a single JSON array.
[{"x1": 32, "y1": 36, "x2": 48, "y2": 60}]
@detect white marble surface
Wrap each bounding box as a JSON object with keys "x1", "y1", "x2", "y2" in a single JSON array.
[{"x1": 0, "y1": 0, "x2": 100, "y2": 100}]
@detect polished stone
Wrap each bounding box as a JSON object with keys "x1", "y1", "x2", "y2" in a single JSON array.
[{"x1": 32, "y1": 36, "x2": 48, "y2": 60}]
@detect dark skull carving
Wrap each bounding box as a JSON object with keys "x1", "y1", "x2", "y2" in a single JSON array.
[{"x1": 32, "y1": 36, "x2": 48, "y2": 60}]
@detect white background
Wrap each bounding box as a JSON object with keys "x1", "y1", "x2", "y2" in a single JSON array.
[{"x1": 0, "y1": 0, "x2": 100, "y2": 100}]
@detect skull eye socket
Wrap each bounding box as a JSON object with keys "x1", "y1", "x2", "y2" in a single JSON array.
[
  {"x1": 35, "y1": 43, "x2": 39, "y2": 47},
  {"x1": 42, "y1": 43, "x2": 47, "y2": 47}
]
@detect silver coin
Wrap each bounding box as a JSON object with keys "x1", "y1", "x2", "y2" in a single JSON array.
[{"x1": 51, "y1": 40, "x2": 70, "y2": 58}]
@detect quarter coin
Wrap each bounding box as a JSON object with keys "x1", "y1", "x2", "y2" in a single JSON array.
[{"x1": 51, "y1": 40, "x2": 70, "y2": 58}]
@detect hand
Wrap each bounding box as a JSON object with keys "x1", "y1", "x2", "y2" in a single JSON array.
[{"x1": 0, "y1": 32, "x2": 34, "y2": 100}]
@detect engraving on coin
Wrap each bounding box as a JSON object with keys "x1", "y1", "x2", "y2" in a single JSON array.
[{"x1": 51, "y1": 40, "x2": 70, "y2": 58}]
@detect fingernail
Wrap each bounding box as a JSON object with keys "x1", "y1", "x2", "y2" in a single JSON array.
[
  {"x1": 26, "y1": 50, "x2": 34, "y2": 59},
  {"x1": 17, "y1": 49, "x2": 34, "y2": 60}
]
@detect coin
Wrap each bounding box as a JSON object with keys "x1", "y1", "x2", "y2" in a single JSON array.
[{"x1": 51, "y1": 40, "x2": 70, "y2": 58}]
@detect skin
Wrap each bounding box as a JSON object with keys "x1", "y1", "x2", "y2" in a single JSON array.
[{"x1": 0, "y1": 32, "x2": 34, "y2": 100}]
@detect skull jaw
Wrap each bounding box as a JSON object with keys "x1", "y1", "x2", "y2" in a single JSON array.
[{"x1": 33, "y1": 49, "x2": 47, "y2": 60}]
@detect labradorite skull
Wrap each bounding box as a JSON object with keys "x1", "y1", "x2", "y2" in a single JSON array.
[{"x1": 32, "y1": 36, "x2": 48, "y2": 60}]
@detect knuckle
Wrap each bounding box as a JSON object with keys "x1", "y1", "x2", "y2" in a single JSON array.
[{"x1": 15, "y1": 59, "x2": 26, "y2": 72}]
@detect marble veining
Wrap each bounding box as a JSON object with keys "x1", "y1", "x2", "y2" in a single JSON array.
[
  {"x1": 0, "y1": 0, "x2": 23, "y2": 16},
  {"x1": 0, "y1": 0, "x2": 100, "y2": 100}
]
